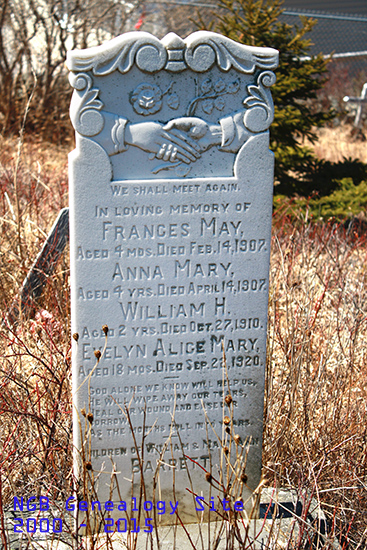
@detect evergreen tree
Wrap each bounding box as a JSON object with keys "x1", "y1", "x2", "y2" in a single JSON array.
[{"x1": 202, "y1": 0, "x2": 334, "y2": 195}]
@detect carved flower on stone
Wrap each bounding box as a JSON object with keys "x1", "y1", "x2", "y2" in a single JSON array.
[{"x1": 130, "y1": 83, "x2": 163, "y2": 115}]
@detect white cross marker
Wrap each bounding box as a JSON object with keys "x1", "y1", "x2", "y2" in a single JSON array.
[{"x1": 344, "y1": 83, "x2": 367, "y2": 127}]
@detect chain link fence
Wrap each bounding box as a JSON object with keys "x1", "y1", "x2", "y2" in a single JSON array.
[
  {"x1": 139, "y1": 3, "x2": 367, "y2": 70},
  {"x1": 279, "y1": 9, "x2": 367, "y2": 119}
]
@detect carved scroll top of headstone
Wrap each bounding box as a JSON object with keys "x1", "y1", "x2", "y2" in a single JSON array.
[
  {"x1": 67, "y1": 31, "x2": 278, "y2": 180},
  {"x1": 66, "y1": 31, "x2": 278, "y2": 75}
]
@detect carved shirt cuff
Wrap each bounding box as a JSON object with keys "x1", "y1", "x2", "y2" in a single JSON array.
[
  {"x1": 219, "y1": 112, "x2": 250, "y2": 153},
  {"x1": 111, "y1": 116, "x2": 128, "y2": 153}
]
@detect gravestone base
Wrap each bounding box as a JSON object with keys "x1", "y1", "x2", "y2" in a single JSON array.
[
  {"x1": 85, "y1": 488, "x2": 341, "y2": 550},
  {"x1": 80, "y1": 488, "x2": 341, "y2": 550},
  {"x1": 89, "y1": 488, "x2": 340, "y2": 550},
  {"x1": 3, "y1": 489, "x2": 341, "y2": 549}
]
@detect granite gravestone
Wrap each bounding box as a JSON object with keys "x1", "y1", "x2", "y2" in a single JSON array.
[{"x1": 68, "y1": 31, "x2": 278, "y2": 523}]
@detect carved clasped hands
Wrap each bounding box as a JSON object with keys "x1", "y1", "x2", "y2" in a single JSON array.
[
  {"x1": 125, "y1": 121, "x2": 202, "y2": 164},
  {"x1": 163, "y1": 117, "x2": 222, "y2": 153},
  {"x1": 124, "y1": 117, "x2": 222, "y2": 166},
  {"x1": 164, "y1": 118, "x2": 222, "y2": 154}
]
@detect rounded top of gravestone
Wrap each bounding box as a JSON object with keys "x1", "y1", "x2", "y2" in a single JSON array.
[
  {"x1": 161, "y1": 33, "x2": 186, "y2": 50},
  {"x1": 66, "y1": 31, "x2": 278, "y2": 76}
]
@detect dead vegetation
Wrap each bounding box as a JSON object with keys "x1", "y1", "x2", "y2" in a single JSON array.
[
  {"x1": 265, "y1": 207, "x2": 367, "y2": 547},
  {"x1": 307, "y1": 124, "x2": 367, "y2": 165},
  {"x1": 0, "y1": 128, "x2": 366, "y2": 547}
]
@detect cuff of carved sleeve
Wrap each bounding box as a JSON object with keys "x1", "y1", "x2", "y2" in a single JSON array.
[
  {"x1": 219, "y1": 115, "x2": 236, "y2": 150},
  {"x1": 111, "y1": 116, "x2": 128, "y2": 153}
]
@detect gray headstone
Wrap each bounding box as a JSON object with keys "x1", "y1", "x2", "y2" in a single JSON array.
[{"x1": 68, "y1": 31, "x2": 278, "y2": 524}]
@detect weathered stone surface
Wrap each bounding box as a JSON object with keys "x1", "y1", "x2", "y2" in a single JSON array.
[{"x1": 68, "y1": 31, "x2": 278, "y2": 524}]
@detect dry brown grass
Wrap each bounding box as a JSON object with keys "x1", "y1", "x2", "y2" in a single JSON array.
[
  {"x1": 0, "y1": 129, "x2": 367, "y2": 547},
  {"x1": 0, "y1": 135, "x2": 71, "y2": 514},
  {"x1": 0, "y1": 135, "x2": 69, "y2": 301},
  {"x1": 265, "y1": 211, "x2": 367, "y2": 547},
  {"x1": 307, "y1": 124, "x2": 367, "y2": 164}
]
